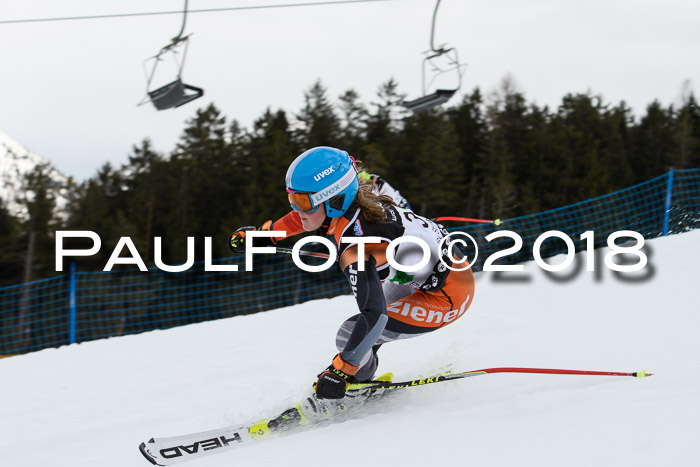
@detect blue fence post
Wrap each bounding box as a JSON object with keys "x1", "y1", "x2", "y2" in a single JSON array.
[
  {"x1": 69, "y1": 262, "x2": 76, "y2": 344},
  {"x1": 662, "y1": 167, "x2": 674, "y2": 236}
]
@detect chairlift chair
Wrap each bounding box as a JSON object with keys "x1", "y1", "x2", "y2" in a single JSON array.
[
  {"x1": 139, "y1": 35, "x2": 204, "y2": 110},
  {"x1": 403, "y1": 47, "x2": 463, "y2": 112},
  {"x1": 403, "y1": 0, "x2": 465, "y2": 113},
  {"x1": 138, "y1": 0, "x2": 204, "y2": 111},
  {"x1": 147, "y1": 79, "x2": 204, "y2": 111},
  {"x1": 403, "y1": 89, "x2": 456, "y2": 113}
]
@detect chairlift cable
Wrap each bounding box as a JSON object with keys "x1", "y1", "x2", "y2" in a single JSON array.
[{"x1": 0, "y1": 0, "x2": 397, "y2": 25}]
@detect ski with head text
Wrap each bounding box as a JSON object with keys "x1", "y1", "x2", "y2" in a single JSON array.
[
  {"x1": 138, "y1": 366, "x2": 650, "y2": 465},
  {"x1": 138, "y1": 374, "x2": 396, "y2": 466}
]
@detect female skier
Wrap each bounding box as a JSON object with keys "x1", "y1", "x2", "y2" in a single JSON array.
[{"x1": 229, "y1": 146, "x2": 475, "y2": 400}]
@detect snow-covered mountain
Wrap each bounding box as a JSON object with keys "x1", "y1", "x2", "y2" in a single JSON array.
[{"x1": 0, "y1": 129, "x2": 70, "y2": 219}]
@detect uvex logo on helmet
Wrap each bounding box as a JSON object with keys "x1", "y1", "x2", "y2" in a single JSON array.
[{"x1": 313, "y1": 166, "x2": 335, "y2": 181}]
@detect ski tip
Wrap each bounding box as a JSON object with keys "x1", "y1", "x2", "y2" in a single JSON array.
[
  {"x1": 635, "y1": 370, "x2": 653, "y2": 378},
  {"x1": 139, "y1": 441, "x2": 160, "y2": 466}
]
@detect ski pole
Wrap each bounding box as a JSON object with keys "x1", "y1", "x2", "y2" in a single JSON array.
[
  {"x1": 275, "y1": 215, "x2": 502, "y2": 260},
  {"x1": 435, "y1": 216, "x2": 501, "y2": 225},
  {"x1": 275, "y1": 213, "x2": 504, "y2": 260},
  {"x1": 463, "y1": 367, "x2": 652, "y2": 377},
  {"x1": 276, "y1": 247, "x2": 333, "y2": 260},
  {"x1": 355, "y1": 367, "x2": 652, "y2": 391}
]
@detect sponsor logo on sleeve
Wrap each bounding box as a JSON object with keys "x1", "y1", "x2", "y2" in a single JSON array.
[{"x1": 353, "y1": 219, "x2": 363, "y2": 236}]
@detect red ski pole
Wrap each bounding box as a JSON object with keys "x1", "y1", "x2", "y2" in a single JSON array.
[
  {"x1": 468, "y1": 367, "x2": 653, "y2": 378},
  {"x1": 356, "y1": 367, "x2": 652, "y2": 391},
  {"x1": 435, "y1": 216, "x2": 501, "y2": 225}
]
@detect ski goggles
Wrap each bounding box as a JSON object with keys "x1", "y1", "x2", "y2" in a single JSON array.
[
  {"x1": 286, "y1": 163, "x2": 359, "y2": 214},
  {"x1": 287, "y1": 189, "x2": 319, "y2": 214}
]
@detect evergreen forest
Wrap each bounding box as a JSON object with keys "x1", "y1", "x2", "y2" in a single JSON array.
[{"x1": 1, "y1": 78, "x2": 699, "y2": 287}]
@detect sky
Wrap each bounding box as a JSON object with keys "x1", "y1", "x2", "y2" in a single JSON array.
[
  {"x1": 1, "y1": 229, "x2": 698, "y2": 466},
  {"x1": 1, "y1": 0, "x2": 698, "y2": 182}
]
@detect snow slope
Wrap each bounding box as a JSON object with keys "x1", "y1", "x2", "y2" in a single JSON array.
[{"x1": 1, "y1": 230, "x2": 699, "y2": 467}]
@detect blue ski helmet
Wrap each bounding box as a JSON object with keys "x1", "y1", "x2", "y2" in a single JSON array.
[{"x1": 285, "y1": 147, "x2": 359, "y2": 218}]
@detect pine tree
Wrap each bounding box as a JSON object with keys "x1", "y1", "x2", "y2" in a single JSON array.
[
  {"x1": 400, "y1": 112, "x2": 464, "y2": 217},
  {"x1": 21, "y1": 163, "x2": 59, "y2": 280},
  {"x1": 446, "y1": 88, "x2": 489, "y2": 216},
  {"x1": 123, "y1": 139, "x2": 166, "y2": 262},
  {"x1": 66, "y1": 163, "x2": 140, "y2": 270},
  {"x1": 516, "y1": 103, "x2": 550, "y2": 215},
  {"x1": 338, "y1": 89, "x2": 367, "y2": 156},
  {"x1": 481, "y1": 76, "x2": 524, "y2": 218},
  {"x1": 172, "y1": 103, "x2": 236, "y2": 260},
  {"x1": 549, "y1": 93, "x2": 611, "y2": 205},
  {"x1": 672, "y1": 87, "x2": 700, "y2": 168},
  {"x1": 296, "y1": 80, "x2": 342, "y2": 149},
  {"x1": 631, "y1": 101, "x2": 675, "y2": 179},
  {"x1": 362, "y1": 79, "x2": 408, "y2": 185},
  {"x1": 237, "y1": 108, "x2": 299, "y2": 225},
  {"x1": 0, "y1": 200, "x2": 22, "y2": 286},
  {"x1": 601, "y1": 101, "x2": 634, "y2": 191}
]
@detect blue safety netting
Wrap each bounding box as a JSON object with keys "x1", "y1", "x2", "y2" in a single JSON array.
[
  {"x1": 1, "y1": 169, "x2": 698, "y2": 355},
  {"x1": 454, "y1": 168, "x2": 700, "y2": 271}
]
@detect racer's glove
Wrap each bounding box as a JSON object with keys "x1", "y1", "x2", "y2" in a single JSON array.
[
  {"x1": 228, "y1": 226, "x2": 256, "y2": 254},
  {"x1": 315, "y1": 354, "x2": 359, "y2": 399},
  {"x1": 227, "y1": 221, "x2": 275, "y2": 254}
]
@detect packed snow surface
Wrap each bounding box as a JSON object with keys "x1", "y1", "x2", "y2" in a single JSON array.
[{"x1": 2, "y1": 230, "x2": 699, "y2": 467}]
